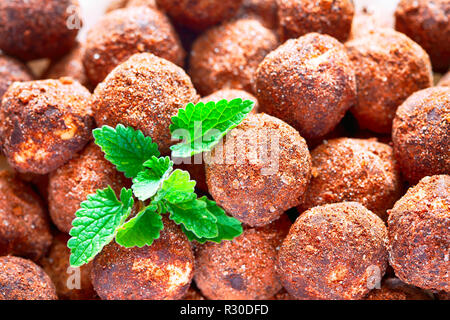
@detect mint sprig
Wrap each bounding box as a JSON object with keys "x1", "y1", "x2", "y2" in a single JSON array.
[
  {"x1": 69, "y1": 99, "x2": 248, "y2": 267},
  {"x1": 170, "y1": 98, "x2": 254, "y2": 158}
]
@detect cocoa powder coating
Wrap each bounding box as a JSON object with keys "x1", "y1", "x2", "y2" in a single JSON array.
[
  {"x1": 388, "y1": 175, "x2": 449, "y2": 292},
  {"x1": 0, "y1": 78, "x2": 94, "y2": 174},
  {"x1": 255, "y1": 33, "x2": 356, "y2": 140}
]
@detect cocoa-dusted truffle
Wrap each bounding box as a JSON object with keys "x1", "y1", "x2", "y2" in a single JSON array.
[
  {"x1": 0, "y1": 78, "x2": 94, "y2": 174},
  {"x1": 236, "y1": 0, "x2": 279, "y2": 29},
  {"x1": 156, "y1": 0, "x2": 243, "y2": 31},
  {"x1": 190, "y1": 18, "x2": 279, "y2": 96},
  {"x1": 0, "y1": 171, "x2": 52, "y2": 261},
  {"x1": 392, "y1": 87, "x2": 449, "y2": 183},
  {"x1": 0, "y1": 54, "x2": 33, "y2": 101},
  {"x1": 255, "y1": 33, "x2": 356, "y2": 140},
  {"x1": 83, "y1": 6, "x2": 185, "y2": 86},
  {"x1": 93, "y1": 53, "x2": 198, "y2": 155},
  {"x1": 366, "y1": 278, "x2": 433, "y2": 300},
  {"x1": 276, "y1": 0, "x2": 354, "y2": 42},
  {"x1": 438, "y1": 71, "x2": 450, "y2": 87},
  {"x1": 92, "y1": 218, "x2": 194, "y2": 300},
  {"x1": 346, "y1": 28, "x2": 433, "y2": 133},
  {"x1": 0, "y1": 0, "x2": 80, "y2": 61},
  {"x1": 200, "y1": 89, "x2": 259, "y2": 114},
  {"x1": 206, "y1": 113, "x2": 311, "y2": 227},
  {"x1": 388, "y1": 175, "x2": 449, "y2": 292},
  {"x1": 195, "y1": 219, "x2": 288, "y2": 300},
  {"x1": 278, "y1": 202, "x2": 389, "y2": 300},
  {"x1": 302, "y1": 138, "x2": 402, "y2": 220},
  {"x1": 40, "y1": 233, "x2": 97, "y2": 300},
  {"x1": 44, "y1": 43, "x2": 90, "y2": 89},
  {"x1": 48, "y1": 143, "x2": 129, "y2": 233},
  {"x1": 0, "y1": 256, "x2": 57, "y2": 300},
  {"x1": 395, "y1": 0, "x2": 450, "y2": 72}
]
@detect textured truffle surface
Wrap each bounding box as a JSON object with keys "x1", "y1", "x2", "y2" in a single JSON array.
[
  {"x1": 236, "y1": 0, "x2": 278, "y2": 29},
  {"x1": 392, "y1": 87, "x2": 449, "y2": 183},
  {"x1": 0, "y1": 78, "x2": 94, "y2": 174},
  {"x1": 0, "y1": 0, "x2": 80, "y2": 61},
  {"x1": 48, "y1": 143, "x2": 129, "y2": 233},
  {"x1": 92, "y1": 53, "x2": 199, "y2": 155},
  {"x1": 0, "y1": 170, "x2": 52, "y2": 261},
  {"x1": 92, "y1": 218, "x2": 194, "y2": 300},
  {"x1": 83, "y1": 6, "x2": 185, "y2": 86},
  {"x1": 195, "y1": 219, "x2": 288, "y2": 300},
  {"x1": 346, "y1": 28, "x2": 433, "y2": 133},
  {"x1": 40, "y1": 233, "x2": 97, "y2": 300},
  {"x1": 278, "y1": 202, "x2": 388, "y2": 300},
  {"x1": 277, "y1": 0, "x2": 354, "y2": 42},
  {"x1": 190, "y1": 18, "x2": 279, "y2": 95},
  {"x1": 302, "y1": 138, "x2": 402, "y2": 220},
  {"x1": 0, "y1": 256, "x2": 57, "y2": 300},
  {"x1": 0, "y1": 54, "x2": 33, "y2": 101},
  {"x1": 206, "y1": 113, "x2": 311, "y2": 227},
  {"x1": 156, "y1": 0, "x2": 243, "y2": 30},
  {"x1": 255, "y1": 33, "x2": 356, "y2": 140},
  {"x1": 395, "y1": 0, "x2": 450, "y2": 72},
  {"x1": 388, "y1": 175, "x2": 449, "y2": 292}
]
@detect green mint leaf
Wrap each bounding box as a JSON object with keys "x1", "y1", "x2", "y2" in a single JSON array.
[
  {"x1": 68, "y1": 187, "x2": 134, "y2": 267},
  {"x1": 166, "y1": 198, "x2": 219, "y2": 239},
  {"x1": 115, "y1": 205, "x2": 163, "y2": 248},
  {"x1": 132, "y1": 156, "x2": 173, "y2": 201},
  {"x1": 170, "y1": 99, "x2": 254, "y2": 158},
  {"x1": 181, "y1": 197, "x2": 243, "y2": 243},
  {"x1": 154, "y1": 169, "x2": 196, "y2": 204},
  {"x1": 93, "y1": 124, "x2": 160, "y2": 178}
]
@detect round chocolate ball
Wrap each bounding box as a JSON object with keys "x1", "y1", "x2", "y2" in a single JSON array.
[
  {"x1": 83, "y1": 6, "x2": 185, "y2": 86},
  {"x1": 0, "y1": 54, "x2": 33, "y2": 101},
  {"x1": 190, "y1": 18, "x2": 279, "y2": 96},
  {"x1": 346, "y1": 28, "x2": 433, "y2": 133},
  {"x1": 276, "y1": 0, "x2": 354, "y2": 42},
  {"x1": 0, "y1": 256, "x2": 57, "y2": 300},
  {"x1": 48, "y1": 143, "x2": 129, "y2": 233},
  {"x1": 395, "y1": 0, "x2": 450, "y2": 72},
  {"x1": 392, "y1": 86, "x2": 449, "y2": 183},
  {"x1": 0, "y1": 170, "x2": 52, "y2": 261},
  {"x1": 0, "y1": 0, "x2": 80, "y2": 61},
  {"x1": 92, "y1": 218, "x2": 194, "y2": 300},
  {"x1": 255, "y1": 32, "x2": 356, "y2": 139},
  {"x1": 206, "y1": 113, "x2": 311, "y2": 227},
  {"x1": 92, "y1": 53, "x2": 199, "y2": 156},
  {"x1": 0, "y1": 78, "x2": 94, "y2": 174},
  {"x1": 278, "y1": 202, "x2": 388, "y2": 300},
  {"x1": 388, "y1": 175, "x2": 449, "y2": 292}
]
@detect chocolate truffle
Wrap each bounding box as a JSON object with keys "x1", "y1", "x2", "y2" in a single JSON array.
[
  {"x1": 0, "y1": 0, "x2": 80, "y2": 61},
  {"x1": 346, "y1": 28, "x2": 433, "y2": 133},
  {"x1": 395, "y1": 0, "x2": 450, "y2": 72},
  {"x1": 388, "y1": 175, "x2": 449, "y2": 292},
  {"x1": 255, "y1": 33, "x2": 356, "y2": 139},
  {"x1": 0, "y1": 171, "x2": 52, "y2": 261},
  {"x1": 156, "y1": 0, "x2": 243, "y2": 31},
  {"x1": 277, "y1": 0, "x2": 354, "y2": 42},
  {"x1": 83, "y1": 6, "x2": 185, "y2": 85},
  {"x1": 366, "y1": 278, "x2": 433, "y2": 300},
  {"x1": 0, "y1": 256, "x2": 57, "y2": 300},
  {"x1": 278, "y1": 202, "x2": 388, "y2": 300},
  {"x1": 0, "y1": 54, "x2": 33, "y2": 101},
  {"x1": 206, "y1": 113, "x2": 311, "y2": 227},
  {"x1": 40, "y1": 233, "x2": 97, "y2": 300},
  {"x1": 93, "y1": 53, "x2": 198, "y2": 155},
  {"x1": 392, "y1": 86, "x2": 449, "y2": 183},
  {"x1": 302, "y1": 138, "x2": 402, "y2": 220},
  {"x1": 190, "y1": 18, "x2": 279, "y2": 95},
  {"x1": 195, "y1": 219, "x2": 287, "y2": 300},
  {"x1": 92, "y1": 218, "x2": 194, "y2": 300},
  {"x1": 48, "y1": 143, "x2": 129, "y2": 233},
  {"x1": 0, "y1": 78, "x2": 94, "y2": 174}
]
